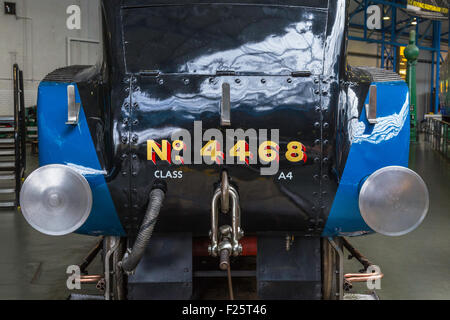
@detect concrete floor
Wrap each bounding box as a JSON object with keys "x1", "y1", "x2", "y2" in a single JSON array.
[
  {"x1": 0, "y1": 147, "x2": 102, "y2": 299},
  {"x1": 0, "y1": 137, "x2": 448, "y2": 300},
  {"x1": 344, "y1": 138, "x2": 450, "y2": 300}
]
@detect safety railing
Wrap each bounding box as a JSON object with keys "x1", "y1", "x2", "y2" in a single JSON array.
[
  {"x1": 13, "y1": 64, "x2": 26, "y2": 205},
  {"x1": 425, "y1": 117, "x2": 449, "y2": 160}
]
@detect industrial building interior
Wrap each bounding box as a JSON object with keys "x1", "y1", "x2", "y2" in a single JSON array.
[{"x1": 0, "y1": 0, "x2": 448, "y2": 301}]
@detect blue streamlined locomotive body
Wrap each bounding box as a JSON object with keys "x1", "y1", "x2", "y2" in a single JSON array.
[{"x1": 20, "y1": 0, "x2": 428, "y2": 300}]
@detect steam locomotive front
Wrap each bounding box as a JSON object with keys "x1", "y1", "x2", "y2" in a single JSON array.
[
  {"x1": 116, "y1": 0, "x2": 338, "y2": 236},
  {"x1": 19, "y1": 0, "x2": 429, "y2": 299}
]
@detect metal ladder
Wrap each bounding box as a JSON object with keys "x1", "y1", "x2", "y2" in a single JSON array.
[{"x1": 0, "y1": 64, "x2": 27, "y2": 209}]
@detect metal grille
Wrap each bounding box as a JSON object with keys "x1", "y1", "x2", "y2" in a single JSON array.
[
  {"x1": 355, "y1": 67, "x2": 404, "y2": 83},
  {"x1": 43, "y1": 65, "x2": 91, "y2": 83},
  {"x1": 425, "y1": 118, "x2": 450, "y2": 160}
]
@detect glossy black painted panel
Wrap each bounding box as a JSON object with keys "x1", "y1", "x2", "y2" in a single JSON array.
[
  {"x1": 334, "y1": 67, "x2": 372, "y2": 178},
  {"x1": 121, "y1": 4, "x2": 327, "y2": 75},
  {"x1": 122, "y1": 0, "x2": 328, "y2": 8},
  {"x1": 123, "y1": 75, "x2": 322, "y2": 235},
  {"x1": 96, "y1": 0, "x2": 351, "y2": 236}
]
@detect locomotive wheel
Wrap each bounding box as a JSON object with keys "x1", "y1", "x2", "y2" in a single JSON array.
[
  {"x1": 108, "y1": 236, "x2": 343, "y2": 300},
  {"x1": 102, "y1": 236, "x2": 126, "y2": 300},
  {"x1": 112, "y1": 238, "x2": 126, "y2": 300},
  {"x1": 321, "y1": 237, "x2": 341, "y2": 300}
]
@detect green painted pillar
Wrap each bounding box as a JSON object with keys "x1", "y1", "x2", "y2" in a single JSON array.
[{"x1": 404, "y1": 30, "x2": 420, "y2": 142}]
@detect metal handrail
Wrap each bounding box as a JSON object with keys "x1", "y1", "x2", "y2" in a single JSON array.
[
  {"x1": 12, "y1": 64, "x2": 27, "y2": 207},
  {"x1": 19, "y1": 70, "x2": 26, "y2": 173},
  {"x1": 425, "y1": 117, "x2": 449, "y2": 160},
  {"x1": 13, "y1": 64, "x2": 20, "y2": 206}
]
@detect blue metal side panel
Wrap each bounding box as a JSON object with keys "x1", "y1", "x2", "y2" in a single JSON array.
[
  {"x1": 38, "y1": 81, "x2": 125, "y2": 236},
  {"x1": 323, "y1": 81, "x2": 410, "y2": 237}
]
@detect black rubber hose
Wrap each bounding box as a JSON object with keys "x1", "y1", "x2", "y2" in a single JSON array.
[{"x1": 120, "y1": 188, "x2": 165, "y2": 274}]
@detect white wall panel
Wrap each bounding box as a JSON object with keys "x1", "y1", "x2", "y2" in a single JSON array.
[{"x1": 0, "y1": 0, "x2": 100, "y2": 115}]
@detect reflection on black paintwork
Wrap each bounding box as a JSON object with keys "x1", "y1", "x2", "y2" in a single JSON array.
[{"x1": 122, "y1": 5, "x2": 327, "y2": 75}]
